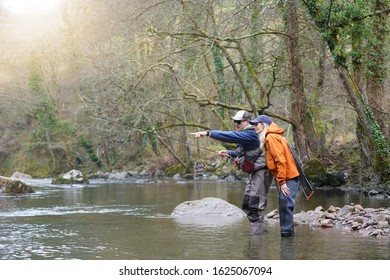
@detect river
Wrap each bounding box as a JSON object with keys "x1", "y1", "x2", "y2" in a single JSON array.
[{"x1": 0, "y1": 178, "x2": 389, "y2": 260}]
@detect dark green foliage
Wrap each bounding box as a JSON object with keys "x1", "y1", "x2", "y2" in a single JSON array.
[
  {"x1": 29, "y1": 99, "x2": 74, "y2": 144},
  {"x1": 363, "y1": 106, "x2": 390, "y2": 180},
  {"x1": 28, "y1": 53, "x2": 45, "y2": 96},
  {"x1": 164, "y1": 163, "x2": 186, "y2": 177},
  {"x1": 143, "y1": 129, "x2": 160, "y2": 156},
  {"x1": 303, "y1": 0, "x2": 376, "y2": 67},
  {"x1": 79, "y1": 137, "x2": 103, "y2": 168}
]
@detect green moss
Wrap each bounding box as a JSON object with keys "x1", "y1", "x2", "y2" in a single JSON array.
[
  {"x1": 51, "y1": 172, "x2": 90, "y2": 185},
  {"x1": 304, "y1": 158, "x2": 328, "y2": 186},
  {"x1": 164, "y1": 164, "x2": 186, "y2": 177}
]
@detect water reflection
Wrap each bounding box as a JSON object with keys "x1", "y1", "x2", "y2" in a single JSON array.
[
  {"x1": 280, "y1": 237, "x2": 295, "y2": 260},
  {"x1": 0, "y1": 179, "x2": 389, "y2": 260}
]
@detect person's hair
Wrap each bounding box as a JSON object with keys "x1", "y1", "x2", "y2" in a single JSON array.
[{"x1": 259, "y1": 123, "x2": 270, "y2": 152}]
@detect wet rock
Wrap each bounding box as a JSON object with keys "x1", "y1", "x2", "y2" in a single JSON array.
[
  {"x1": 340, "y1": 205, "x2": 354, "y2": 215},
  {"x1": 353, "y1": 216, "x2": 365, "y2": 224},
  {"x1": 107, "y1": 171, "x2": 132, "y2": 180},
  {"x1": 351, "y1": 221, "x2": 361, "y2": 230},
  {"x1": 377, "y1": 221, "x2": 389, "y2": 229},
  {"x1": 327, "y1": 205, "x2": 339, "y2": 213},
  {"x1": 11, "y1": 172, "x2": 32, "y2": 180},
  {"x1": 51, "y1": 169, "x2": 89, "y2": 185},
  {"x1": 315, "y1": 206, "x2": 325, "y2": 212},
  {"x1": 321, "y1": 219, "x2": 334, "y2": 228},
  {"x1": 88, "y1": 171, "x2": 109, "y2": 179},
  {"x1": 135, "y1": 179, "x2": 162, "y2": 184},
  {"x1": 369, "y1": 229, "x2": 382, "y2": 237},
  {"x1": 323, "y1": 212, "x2": 337, "y2": 220},
  {"x1": 184, "y1": 174, "x2": 194, "y2": 179},
  {"x1": 327, "y1": 171, "x2": 348, "y2": 187},
  {"x1": 0, "y1": 175, "x2": 35, "y2": 193},
  {"x1": 267, "y1": 209, "x2": 279, "y2": 219},
  {"x1": 293, "y1": 210, "x2": 323, "y2": 226},
  {"x1": 353, "y1": 204, "x2": 364, "y2": 213},
  {"x1": 172, "y1": 197, "x2": 246, "y2": 218},
  {"x1": 266, "y1": 203, "x2": 390, "y2": 238}
]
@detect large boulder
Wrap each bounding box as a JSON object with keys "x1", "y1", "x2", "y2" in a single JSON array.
[
  {"x1": 11, "y1": 172, "x2": 32, "y2": 180},
  {"x1": 51, "y1": 169, "x2": 89, "y2": 185},
  {"x1": 0, "y1": 175, "x2": 35, "y2": 194},
  {"x1": 171, "y1": 197, "x2": 246, "y2": 225},
  {"x1": 327, "y1": 171, "x2": 349, "y2": 187}
]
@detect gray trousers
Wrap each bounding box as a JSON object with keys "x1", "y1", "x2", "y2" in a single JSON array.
[{"x1": 242, "y1": 168, "x2": 273, "y2": 223}]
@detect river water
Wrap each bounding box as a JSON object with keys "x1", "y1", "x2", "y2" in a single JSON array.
[{"x1": 0, "y1": 178, "x2": 389, "y2": 260}]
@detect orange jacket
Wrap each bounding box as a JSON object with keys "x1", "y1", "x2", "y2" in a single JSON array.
[{"x1": 265, "y1": 123, "x2": 299, "y2": 185}]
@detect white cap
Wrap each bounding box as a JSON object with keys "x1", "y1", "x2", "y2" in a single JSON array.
[{"x1": 231, "y1": 110, "x2": 252, "y2": 121}]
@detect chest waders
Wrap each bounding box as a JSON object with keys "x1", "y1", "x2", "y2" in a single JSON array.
[{"x1": 239, "y1": 146, "x2": 273, "y2": 235}]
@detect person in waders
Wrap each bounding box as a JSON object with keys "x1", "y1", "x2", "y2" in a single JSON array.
[
  {"x1": 250, "y1": 115, "x2": 299, "y2": 237},
  {"x1": 192, "y1": 110, "x2": 273, "y2": 235}
]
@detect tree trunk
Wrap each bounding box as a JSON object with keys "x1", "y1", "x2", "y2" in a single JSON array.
[
  {"x1": 366, "y1": 0, "x2": 390, "y2": 143},
  {"x1": 310, "y1": 41, "x2": 327, "y2": 155},
  {"x1": 301, "y1": 0, "x2": 390, "y2": 184},
  {"x1": 286, "y1": 0, "x2": 312, "y2": 160}
]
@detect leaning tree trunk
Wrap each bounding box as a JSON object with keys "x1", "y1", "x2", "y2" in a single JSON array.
[{"x1": 336, "y1": 66, "x2": 389, "y2": 184}]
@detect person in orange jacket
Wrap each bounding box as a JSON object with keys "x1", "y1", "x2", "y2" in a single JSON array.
[{"x1": 249, "y1": 115, "x2": 300, "y2": 237}]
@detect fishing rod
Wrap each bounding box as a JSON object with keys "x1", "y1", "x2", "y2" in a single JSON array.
[
  {"x1": 153, "y1": 131, "x2": 226, "y2": 155},
  {"x1": 288, "y1": 145, "x2": 314, "y2": 200},
  {"x1": 87, "y1": 115, "x2": 221, "y2": 154}
]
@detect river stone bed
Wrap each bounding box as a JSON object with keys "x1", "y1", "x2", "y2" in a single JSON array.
[{"x1": 267, "y1": 204, "x2": 390, "y2": 238}]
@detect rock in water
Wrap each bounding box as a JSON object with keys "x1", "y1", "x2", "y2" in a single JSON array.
[
  {"x1": 171, "y1": 197, "x2": 246, "y2": 225},
  {"x1": 0, "y1": 175, "x2": 35, "y2": 193},
  {"x1": 51, "y1": 169, "x2": 89, "y2": 185}
]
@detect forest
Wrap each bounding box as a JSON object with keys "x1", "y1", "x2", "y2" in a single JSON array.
[{"x1": 0, "y1": 0, "x2": 389, "y2": 189}]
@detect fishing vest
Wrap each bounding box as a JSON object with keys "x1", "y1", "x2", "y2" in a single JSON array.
[
  {"x1": 233, "y1": 127, "x2": 262, "y2": 174},
  {"x1": 234, "y1": 145, "x2": 262, "y2": 174}
]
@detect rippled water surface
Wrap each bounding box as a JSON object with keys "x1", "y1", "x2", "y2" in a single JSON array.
[{"x1": 0, "y1": 178, "x2": 389, "y2": 260}]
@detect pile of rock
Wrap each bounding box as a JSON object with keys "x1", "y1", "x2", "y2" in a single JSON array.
[{"x1": 266, "y1": 204, "x2": 390, "y2": 238}]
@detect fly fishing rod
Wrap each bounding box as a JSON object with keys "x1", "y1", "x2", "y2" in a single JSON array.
[{"x1": 87, "y1": 115, "x2": 221, "y2": 154}]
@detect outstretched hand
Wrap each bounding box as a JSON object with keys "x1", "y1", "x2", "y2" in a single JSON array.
[{"x1": 190, "y1": 131, "x2": 208, "y2": 138}]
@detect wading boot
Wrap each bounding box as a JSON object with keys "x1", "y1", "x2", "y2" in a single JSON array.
[
  {"x1": 280, "y1": 227, "x2": 294, "y2": 238},
  {"x1": 250, "y1": 221, "x2": 265, "y2": 235}
]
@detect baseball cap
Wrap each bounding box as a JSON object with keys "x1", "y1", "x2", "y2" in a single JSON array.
[
  {"x1": 231, "y1": 110, "x2": 252, "y2": 121},
  {"x1": 249, "y1": 115, "x2": 272, "y2": 125}
]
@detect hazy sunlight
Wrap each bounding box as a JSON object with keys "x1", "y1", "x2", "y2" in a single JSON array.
[{"x1": 3, "y1": 0, "x2": 64, "y2": 15}]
